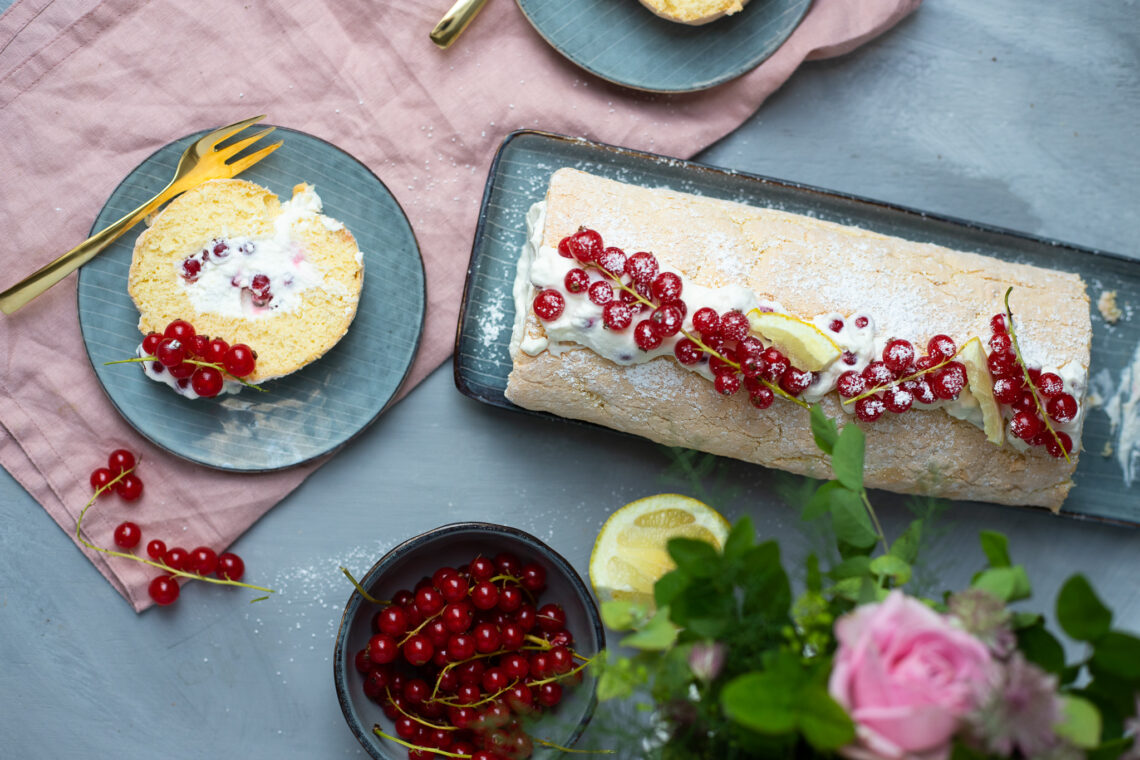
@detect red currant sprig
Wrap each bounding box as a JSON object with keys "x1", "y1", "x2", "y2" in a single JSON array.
[
  {"x1": 108, "y1": 318, "x2": 264, "y2": 398},
  {"x1": 838, "y1": 338, "x2": 968, "y2": 422},
  {"x1": 546, "y1": 228, "x2": 809, "y2": 410},
  {"x1": 76, "y1": 466, "x2": 273, "y2": 604},
  {"x1": 91, "y1": 448, "x2": 144, "y2": 501},
  {"x1": 994, "y1": 287, "x2": 1073, "y2": 462}
]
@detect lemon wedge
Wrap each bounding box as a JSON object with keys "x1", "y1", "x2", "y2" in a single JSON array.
[
  {"x1": 589, "y1": 494, "x2": 731, "y2": 608},
  {"x1": 958, "y1": 336, "x2": 1004, "y2": 445},
  {"x1": 746, "y1": 310, "x2": 842, "y2": 371}
]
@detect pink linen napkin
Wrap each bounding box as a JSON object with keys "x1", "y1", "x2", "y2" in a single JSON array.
[{"x1": 0, "y1": 0, "x2": 920, "y2": 611}]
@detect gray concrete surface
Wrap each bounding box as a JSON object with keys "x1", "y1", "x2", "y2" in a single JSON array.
[{"x1": 2, "y1": 1, "x2": 1138, "y2": 757}]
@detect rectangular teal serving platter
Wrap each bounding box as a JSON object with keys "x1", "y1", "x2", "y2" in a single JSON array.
[{"x1": 454, "y1": 130, "x2": 1140, "y2": 526}]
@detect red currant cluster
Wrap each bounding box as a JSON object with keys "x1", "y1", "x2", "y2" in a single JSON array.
[
  {"x1": 533, "y1": 227, "x2": 809, "y2": 409},
  {"x1": 837, "y1": 334, "x2": 964, "y2": 422},
  {"x1": 141, "y1": 318, "x2": 257, "y2": 397},
  {"x1": 356, "y1": 553, "x2": 582, "y2": 760},
  {"x1": 986, "y1": 314, "x2": 1076, "y2": 457},
  {"x1": 90, "y1": 448, "x2": 143, "y2": 501}
]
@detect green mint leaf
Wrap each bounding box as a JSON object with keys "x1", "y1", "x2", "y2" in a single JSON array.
[
  {"x1": 600, "y1": 600, "x2": 641, "y2": 631},
  {"x1": 830, "y1": 423, "x2": 865, "y2": 492},
  {"x1": 828, "y1": 555, "x2": 872, "y2": 580},
  {"x1": 667, "y1": 537, "x2": 720, "y2": 579},
  {"x1": 669, "y1": 585, "x2": 734, "y2": 638},
  {"x1": 1090, "y1": 631, "x2": 1140, "y2": 681},
  {"x1": 803, "y1": 481, "x2": 841, "y2": 522},
  {"x1": 889, "y1": 520, "x2": 923, "y2": 564},
  {"x1": 870, "y1": 554, "x2": 912, "y2": 585},
  {"x1": 1055, "y1": 695, "x2": 1102, "y2": 749},
  {"x1": 1016, "y1": 621, "x2": 1066, "y2": 674},
  {"x1": 723, "y1": 516, "x2": 755, "y2": 562},
  {"x1": 1087, "y1": 738, "x2": 1137, "y2": 760},
  {"x1": 654, "y1": 568, "x2": 690, "y2": 609},
  {"x1": 1057, "y1": 575, "x2": 1112, "y2": 643},
  {"x1": 810, "y1": 404, "x2": 840, "y2": 456},
  {"x1": 830, "y1": 577, "x2": 864, "y2": 602},
  {"x1": 805, "y1": 554, "x2": 822, "y2": 593},
  {"x1": 620, "y1": 607, "x2": 679, "y2": 651},
  {"x1": 979, "y1": 530, "x2": 1012, "y2": 568},
  {"x1": 739, "y1": 542, "x2": 792, "y2": 621},
  {"x1": 1011, "y1": 611, "x2": 1042, "y2": 630},
  {"x1": 796, "y1": 685, "x2": 856, "y2": 751},
  {"x1": 829, "y1": 487, "x2": 878, "y2": 549},
  {"x1": 971, "y1": 565, "x2": 1031, "y2": 602},
  {"x1": 721, "y1": 672, "x2": 800, "y2": 735}
]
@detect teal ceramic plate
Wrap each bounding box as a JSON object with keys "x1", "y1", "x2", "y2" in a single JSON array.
[
  {"x1": 455, "y1": 130, "x2": 1140, "y2": 526},
  {"x1": 78, "y1": 127, "x2": 425, "y2": 472},
  {"x1": 515, "y1": 0, "x2": 812, "y2": 93}
]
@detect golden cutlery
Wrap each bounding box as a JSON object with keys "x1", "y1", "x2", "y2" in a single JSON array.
[
  {"x1": 0, "y1": 115, "x2": 282, "y2": 315},
  {"x1": 430, "y1": 0, "x2": 490, "y2": 49}
]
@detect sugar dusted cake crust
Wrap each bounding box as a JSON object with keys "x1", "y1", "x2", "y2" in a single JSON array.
[
  {"x1": 638, "y1": 0, "x2": 749, "y2": 25},
  {"x1": 505, "y1": 169, "x2": 1092, "y2": 511}
]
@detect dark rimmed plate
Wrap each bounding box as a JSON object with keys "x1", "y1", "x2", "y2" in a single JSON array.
[
  {"x1": 78, "y1": 126, "x2": 425, "y2": 472},
  {"x1": 454, "y1": 129, "x2": 1140, "y2": 526},
  {"x1": 515, "y1": 0, "x2": 812, "y2": 93}
]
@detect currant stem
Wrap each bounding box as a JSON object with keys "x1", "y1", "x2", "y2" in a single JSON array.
[
  {"x1": 339, "y1": 567, "x2": 390, "y2": 605},
  {"x1": 533, "y1": 738, "x2": 615, "y2": 755},
  {"x1": 859, "y1": 490, "x2": 890, "y2": 555},
  {"x1": 385, "y1": 687, "x2": 457, "y2": 730},
  {"x1": 104, "y1": 355, "x2": 265, "y2": 391},
  {"x1": 841, "y1": 344, "x2": 969, "y2": 406},
  {"x1": 371, "y1": 726, "x2": 472, "y2": 759},
  {"x1": 75, "y1": 473, "x2": 275, "y2": 598},
  {"x1": 1004, "y1": 287, "x2": 1072, "y2": 464},
  {"x1": 590, "y1": 262, "x2": 808, "y2": 410}
]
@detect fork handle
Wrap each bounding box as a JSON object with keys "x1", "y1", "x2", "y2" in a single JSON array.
[{"x1": 0, "y1": 182, "x2": 178, "y2": 315}]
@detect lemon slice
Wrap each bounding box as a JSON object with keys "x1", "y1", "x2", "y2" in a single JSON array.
[
  {"x1": 959, "y1": 336, "x2": 1004, "y2": 445},
  {"x1": 746, "y1": 310, "x2": 842, "y2": 371},
  {"x1": 589, "y1": 494, "x2": 731, "y2": 608}
]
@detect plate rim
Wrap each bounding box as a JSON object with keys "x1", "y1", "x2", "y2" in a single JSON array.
[
  {"x1": 514, "y1": 0, "x2": 813, "y2": 93},
  {"x1": 454, "y1": 128, "x2": 1140, "y2": 527},
  {"x1": 77, "y1": 124, "x2": 427, "y2": 473}
]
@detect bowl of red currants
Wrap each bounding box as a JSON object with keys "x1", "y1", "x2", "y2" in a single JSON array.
[{"x1": 334, "y1": 523, "x2": 605, "y2": 760}]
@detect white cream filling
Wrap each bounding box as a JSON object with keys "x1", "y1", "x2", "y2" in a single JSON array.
[
  {"x1": 512, "y1": 201, "x2": 1088, "y2": 448},
  {"x1": 179, "y1": 185, "x2": 346, "y2": 318}
]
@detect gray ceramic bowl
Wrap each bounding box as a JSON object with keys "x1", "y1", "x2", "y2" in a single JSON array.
[{"x1": 333, "y1": 523, "x2": 604, "y2": 759}]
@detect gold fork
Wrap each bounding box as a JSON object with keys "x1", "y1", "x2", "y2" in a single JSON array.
[{"x1": 0, "y1": 115, "x2": 282, "y2": 315}]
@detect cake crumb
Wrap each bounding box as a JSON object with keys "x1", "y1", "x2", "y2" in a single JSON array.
[
  {"x1": 1097, "y1": 290, "x2": 1124, "y2": 323},
  {"x1": 1102, "y1": 440, "x2": 1114, "y2": 457}
]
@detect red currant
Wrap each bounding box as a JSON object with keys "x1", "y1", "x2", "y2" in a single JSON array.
[
  {"x1": 115, "y1": 473, "x2": 143, "y2": 501},
  {"x1": 469, "y1": 556, "x2": 495, "y2": 581},
  {"x1": 674, "y1": 339, "x2": 702, "y2": 365},
  {"x1": 882, "y1": 339, "x2": 915, "y2": 374},
  {"x1": 415, "y1": 586, "x2": 445, "y2": 617},
  {"x1": 1045, "y1": 431, "x2": 1074, "y2": 458},
  {"x1": 829, "y1": 319, "x2": 844, "y2": 332},
  {"x1": 146, "y1": 539, "x2": 167, "y2": 560},
  {"x1": 216, "y1": 552, "x2": 245, "y2": 581},
  {"x1": 761, "y1": 349, "x2": 789, "y2": 382},
  {"x1": 107, "y1": 449, "x2": 136, "y2": 474},
  {"x1": 586, "y1": 280, "x2": 614, "y2": 306},
  {"x1": 191, "y1": 366, "x2": 225, "y2": 398},
  {"x1": 650, "y1": 272, "x2": 682, "y2": 303},
  {"x1": 567, "y1": 228, "x2": 603, "y2": 263},
  {"x1": 148, "y1": 576, "x2": 180, "y2": 606},
  {"x1": 1037, "y1": 372, "x2": 1064, "y2": 398},
  {"x1": 223, "y1": 345, "x2": 257, "y2": 378},
  {"x1": 164, "y1": 546, "x2": 190, "y2": 571},
  {"x1": 633, "y1": 320, "x2": 662, "y2": 351},
  {"x1": 714, "y1": 372, "x2": 741, "y2": 396},
  {"x1": 113, "y1": 521, "x2": 141, "y2": 549},
  {"x1": 536, "y1": 682, "x2": 563, "y2": 707},
  {"x1": 156, "y1": 338, "x2": 185, "y2": 367},
  {"x1": 519, "y1": 563, "x2": 546, "y2": 593},
  {"x1": 1047, "y1": 393, "x2": 1078, "y2": 423},
  {"x1": 564, "y1": 268, "x2": 589, "y2": 293},
  {"x1": 748, "y1": 384, "x2": 774, "y2": 410},
  {"x1": 987, "y1": 351, "x2": 1018, "y2": 377},
  {"x1": 862, "y1": 361, "x2": 894, "y2": 388},
  {"x1": 926, "y1": 335, "x2": 957, "y2": 361},
  {"x1": 557, "y1": 237, "x2": 574, "y2": 259},
  {"x1": 855, "y1": 395, "x2": 886, "y2": 422},
  {"x1": 142, "y1": 331, "x2": 163, "y2": 355},
  {"x1": 992, "y1": 376, "x2": 1022, "y2": 405},
  {"x1": 624, "y1": 252, "x2": 659, "y2": 284},
  {"x1": 692, "y1": 307, "x2": 720, "y2": 337},
  {"x1": 836, "y1": 371, "x2": 866, "y2": 399},
  {"x1": 90, "y1": 467, "x2": 114, "y2": 494},
  {"x1": 989, "y1": 333, "x2": 1013, "y2": 354},
  {"x1": 991, "y1": 313, "x2": 1008, "y2": 334},
  {"x1": 190, "y1": 546, "x2": 218, "y2": 575},
  {"x1": 779, "y1": 367, "x2": 812, "y2": 397},
  {"x1": 471, "y1": 580, "x2": 500, "y2": 610},
  {"x1": 403, "y1": 634, "x2": 434, "y2": 666},
  {"x1": 164, "y1": 319, "x2": 196, "y2": 343},
  {"x1": 596, "y1": 246, "x2": 627, "y2": 275},
  {"x1": 537, "y1": 603, "x2": 566, "y2": 633},
  {"x1": 854, "y1": 316, "x2": 869, "y2": 329},
  {"x1": 931, "y1": 362, "x2": 967, "y2": 400},
  {"x1": 187, "y1": 333, "x2": 210, "y2": 357},
  {"x1": 369, "y1": 633, "x2": 400, "y2": 664},
  {"x1": 203, "y1": 337, "x2": 230, "y2": 365},
  {"x1": 650, "y1": 304, "x2": 684, "y2": 338},
  {"x1": 719, "y1": 311, "x2": 749, "y2": 342},
  {"x1": 883, "y1": 387, "x2": 914, "y2": 414},
  {"x1": 532, "y1": 289, "x2": 564, "y2": 321},
  {"x1": 602, "y1": 302, "x2": 632, "y2": 331},
  {"x1": 1010, "y1": 411, "x2": 1043, "y2": 441}
]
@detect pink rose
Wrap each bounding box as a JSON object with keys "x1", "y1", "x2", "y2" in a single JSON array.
[{"x1": 829, "y1": 591, "x2": 994, "y2": 760}]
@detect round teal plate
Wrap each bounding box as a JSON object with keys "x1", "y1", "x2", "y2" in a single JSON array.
[
  {"x1": 515, "y1": 0, "x2": 812, "y2": 93},
  {"x1": 77, "y1": 127, "x2": 425, "y2": 472}
]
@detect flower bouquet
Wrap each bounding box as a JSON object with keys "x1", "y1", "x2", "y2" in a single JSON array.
[{"x1": 595, "y1": 407, "x2": 1140, "y2": 760}]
